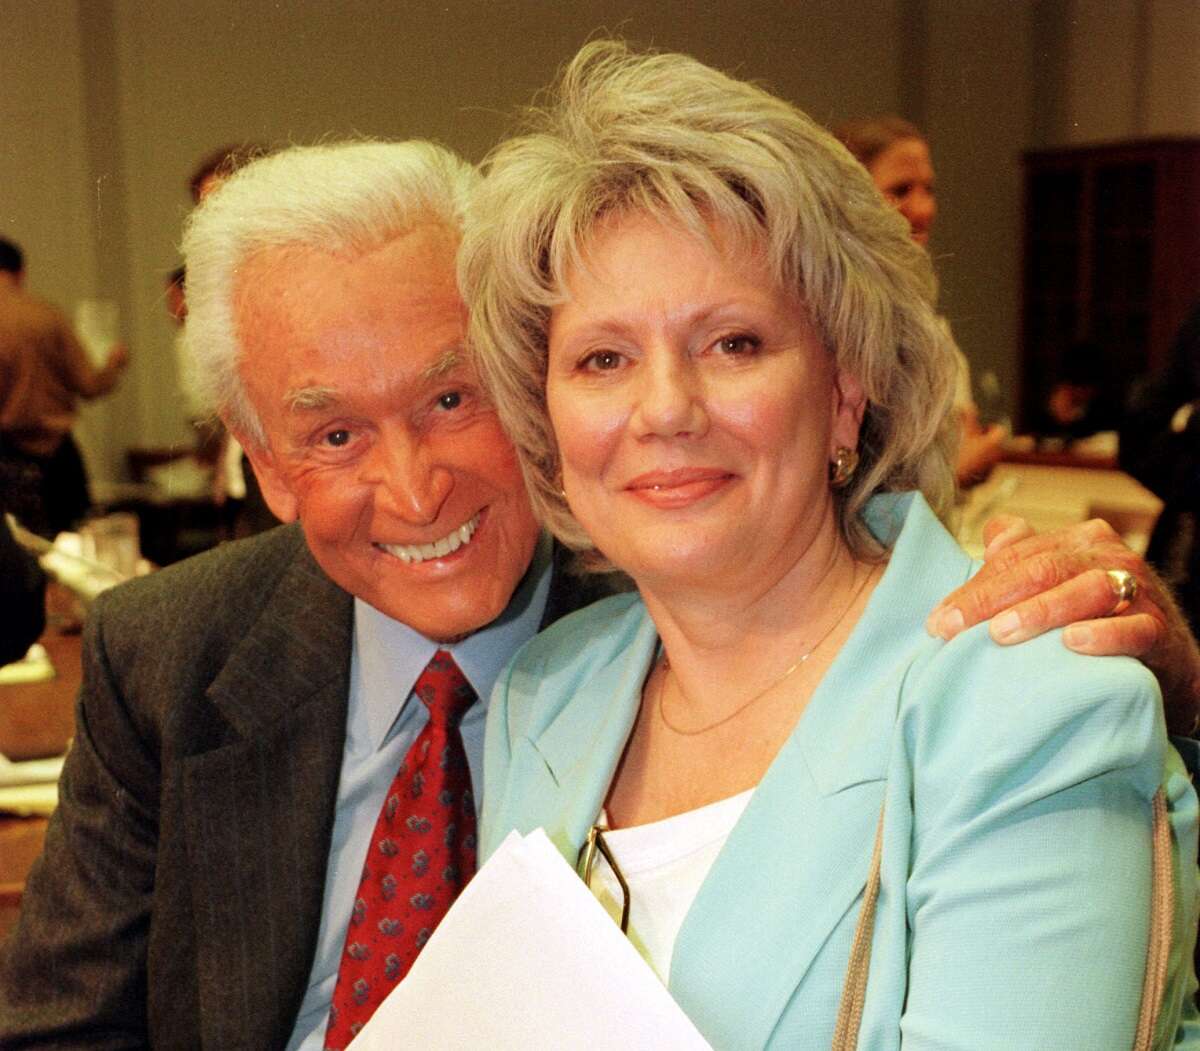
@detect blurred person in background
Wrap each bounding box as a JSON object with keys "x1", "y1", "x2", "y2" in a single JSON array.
[
  {"x1": 1041, "y1": 339, "x2": 1122, "y2": 443},
  {"x1": 188, "y1": 142, "x2": 269, "y2": 204},
  {"x1": 185, "y1": 145, "x2": 279, "y2": 538},
  {"x1": 164, "y1": 263, "x2": 222, "y2": 467},
  {"x1": 1123, "y1": 301, "x2": 1200, "y2": 634},
  {"x1": 835, "y1": 115, "x2": 1006, "y2": 488},
  {"x1": 0, "y1": 236, "x2": 128, "y2": 537}
]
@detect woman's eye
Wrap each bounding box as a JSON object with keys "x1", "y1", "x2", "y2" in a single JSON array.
[
  {"x1": 716, "y1": 334, "x2": 759, "y2": 356},
  {"x1": 582, "y1": 350, "x2": 623, "y2": 371},
  {"x1": 437, "y1": 390, "x2": 463, "y2": 411}
]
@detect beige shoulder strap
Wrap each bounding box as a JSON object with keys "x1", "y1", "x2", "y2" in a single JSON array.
[
  {"x1": 1134, "y1": 788, "x2": 1174, "y2": 1051},
  {"x1": 831, "y1": 787, "x2": 1173, "y2": 1051},
  {"x1": 831, "y1": 806, "x2": 885, "y2": 1051}
]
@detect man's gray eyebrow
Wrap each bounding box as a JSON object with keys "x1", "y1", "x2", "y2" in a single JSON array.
[
  {"x1": 283, "y1": 351, "x2": 462, "y2": 412},
  {"x1": 421, "y1": 349, "x2": 462, "y2": 383},
  {"x1": 284, "y1": 385, "x2": 339, "y2": 412}
]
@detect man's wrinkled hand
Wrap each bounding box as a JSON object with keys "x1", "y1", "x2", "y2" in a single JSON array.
[{"x1": 927, "y1": 514, "x2": 1200, "y2": 735}]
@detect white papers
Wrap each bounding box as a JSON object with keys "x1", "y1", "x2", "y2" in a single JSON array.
[{"x1": 349, "y1": 828, "x2": 712, "y2": 1050}]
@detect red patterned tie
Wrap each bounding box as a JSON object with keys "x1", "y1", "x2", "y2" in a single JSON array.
[{"x1": 324, "y1": 649, "x2": 478, "y2": 1049}]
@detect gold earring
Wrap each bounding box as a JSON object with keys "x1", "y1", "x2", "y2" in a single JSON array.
[{"x1": 830, "y1": 446, "x2": 858, "y2": 488}]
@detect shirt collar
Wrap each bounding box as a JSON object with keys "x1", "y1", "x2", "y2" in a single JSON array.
[{"x1": 352, "y1": 532, "x2": 554, "y2": 751}]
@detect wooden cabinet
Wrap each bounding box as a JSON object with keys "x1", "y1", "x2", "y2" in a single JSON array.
[{"x1": 1019, "y1": 139, "x2": 1200, "y2": 430}]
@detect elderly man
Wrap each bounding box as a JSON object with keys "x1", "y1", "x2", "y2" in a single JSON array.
[
  {"x1": 0, "y1": 141, "x2": 589, "y2": 1051},
  {"x1": 1, "y1": 140, "x2": 1196, "y2": 1051}
]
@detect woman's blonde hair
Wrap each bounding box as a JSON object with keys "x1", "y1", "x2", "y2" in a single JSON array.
[{"x1": 459, "y1": 40, "x2": 957, "y2": 565}]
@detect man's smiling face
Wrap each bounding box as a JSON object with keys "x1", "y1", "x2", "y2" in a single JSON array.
[{"x1": 232, "y1": 223, "x2": 540, "y2": 641}]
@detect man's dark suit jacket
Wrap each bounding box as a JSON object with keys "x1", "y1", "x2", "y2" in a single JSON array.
[{"x1": 0, "y1": 524, "x2": 609, "y2": 1049}]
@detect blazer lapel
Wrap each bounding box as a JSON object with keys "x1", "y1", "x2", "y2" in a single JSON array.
[
  {"x1": 669, "y1": 718, "x2": 889, "y2": 1050},
  {"x1": 504, "y1": 601, "x2": 659, "y2": 863},
  {"x1": 182, "y1": 545, "x2": 353, "y2": 1051}
]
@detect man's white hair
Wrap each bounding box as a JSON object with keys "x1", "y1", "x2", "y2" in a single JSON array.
[{"x1": 181, "y1": 139, "x2": 478, "y2": 446}]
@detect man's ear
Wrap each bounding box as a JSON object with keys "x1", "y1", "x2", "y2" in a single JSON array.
[
  {"x1": 830, "y1": 367, "x2": 868, "y2": 453},
  {"x1": 227, "y1": 424, "x2": 299, "y2": 523}
]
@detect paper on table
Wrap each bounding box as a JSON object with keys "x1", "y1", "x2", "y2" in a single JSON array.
[
  {"x1": 349, "y1": 828, "x2": 712, "y2": 1050},
  {"x1": 0, "y1": 753, "x2": 62, "y2": 816},
  {"x1": 0, "y1": 753, "x2": 64, "y2": 788},
  {"x1": 0, "y1": 782, "x2": 58, "y2": 816}
]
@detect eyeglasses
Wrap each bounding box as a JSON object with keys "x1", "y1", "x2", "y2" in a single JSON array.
[{"x1": 576, "y1": 824, "x2": 631, "y2": 934}]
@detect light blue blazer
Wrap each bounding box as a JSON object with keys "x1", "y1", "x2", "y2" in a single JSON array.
[{"x1": 481, "y1": 494, "x2": 1200, "y2": 1050}]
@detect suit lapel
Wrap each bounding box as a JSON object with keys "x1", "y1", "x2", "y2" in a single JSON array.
[{"x1": 183, "y1": 544, "x2": 353, "y2": 1051}]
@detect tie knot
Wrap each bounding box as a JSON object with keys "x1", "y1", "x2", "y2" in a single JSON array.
[{"x1": 413, "y1": 649, "x2": 476, "y2": 729}]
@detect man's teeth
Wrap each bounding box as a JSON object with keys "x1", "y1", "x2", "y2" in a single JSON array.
[{"x1": 380, "y1": 514, "x2": 480, "y2": 565}]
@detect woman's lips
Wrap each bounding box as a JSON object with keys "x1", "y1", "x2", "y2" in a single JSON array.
[{"x1": 624, "y1": 468, "x2": 734, "y2": 508}]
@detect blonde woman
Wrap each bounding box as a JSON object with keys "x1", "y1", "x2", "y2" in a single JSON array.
[{"x1": 462, "y1": 41, "x2": 1200, "y2": 1049}]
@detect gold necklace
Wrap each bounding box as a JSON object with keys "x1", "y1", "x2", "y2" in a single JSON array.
[{"x1": 657, "y1": 562, "x2": 877, "y2": 736}]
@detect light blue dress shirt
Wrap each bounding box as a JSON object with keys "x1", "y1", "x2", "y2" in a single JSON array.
[{"x1": 286, "y1": 535, "x2": 553, "y2": 1051}]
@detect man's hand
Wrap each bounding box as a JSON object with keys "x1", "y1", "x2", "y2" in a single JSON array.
[{"x1": 927, "y1": 514, "x2": 1200, "y2": 735}]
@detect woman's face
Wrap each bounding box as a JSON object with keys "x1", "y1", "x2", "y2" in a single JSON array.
[
  {"x1": 868, "y1": 137, "x2": 937, "y2": 246},
  {"x1": 546, "y1": 212, "x2": 864, "y2": 593}
]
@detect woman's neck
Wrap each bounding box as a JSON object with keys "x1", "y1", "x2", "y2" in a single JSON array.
[
  {"x1": 638, "y1": 529, "x2": 876, "y2": 729},
  {"x1": 603, "y1": 531, "x2": 884, "y2": 826}
]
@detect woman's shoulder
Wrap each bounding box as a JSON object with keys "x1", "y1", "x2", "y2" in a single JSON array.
[{"x1": 903, "y1": 622, "x2": 1165, "y2": 801}]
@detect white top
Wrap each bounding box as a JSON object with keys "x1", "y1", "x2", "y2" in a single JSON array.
[{"x1": 589, "y1": 789, "x2": 754, "y2": 982}]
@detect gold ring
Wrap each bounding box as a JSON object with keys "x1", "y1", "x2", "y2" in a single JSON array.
[{"x1": 1105, "y1": 569, "x2": 1139, "y2": 616}]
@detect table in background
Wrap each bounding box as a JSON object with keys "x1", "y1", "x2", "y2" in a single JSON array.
[
  {"x1": 957, "y1": 459, "x2": 1163, "y2": 559},
  {"x1": 0, "y1": 587, "x2": 82, "y2": 940}
]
